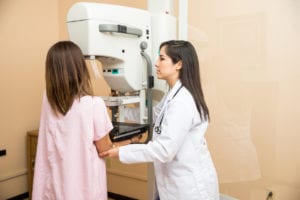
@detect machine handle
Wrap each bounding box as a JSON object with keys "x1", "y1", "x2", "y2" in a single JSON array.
[{"x1": 99, "y1": 24, "x2": 143, "y2": 37}]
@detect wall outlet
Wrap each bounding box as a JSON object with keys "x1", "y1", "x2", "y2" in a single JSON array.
[{"x1": 0, "y1": 149, "x2": 6, "y2": 156}]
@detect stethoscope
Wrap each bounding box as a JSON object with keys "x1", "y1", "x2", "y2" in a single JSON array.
[{"x1": 154, "y1": 85, "x2": 183, "y2": 134}]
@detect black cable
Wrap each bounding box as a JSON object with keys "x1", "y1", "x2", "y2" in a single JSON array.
[{"x1": 266, "y1": 191, "x2": 273, "y2": 200}]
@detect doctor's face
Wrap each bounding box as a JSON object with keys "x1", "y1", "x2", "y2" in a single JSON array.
[{"x1": 155, "y1": 46, "x2": 181, "y2": 84}]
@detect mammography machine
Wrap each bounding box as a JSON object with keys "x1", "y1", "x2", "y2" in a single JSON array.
[{"x1": 67, "y1": 1, "x2": 177, "y2": 142}]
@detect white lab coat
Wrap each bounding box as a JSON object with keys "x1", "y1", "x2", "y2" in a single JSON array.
[{"x1": 119, "y1": 80, "x2": 219, "y2": 200}]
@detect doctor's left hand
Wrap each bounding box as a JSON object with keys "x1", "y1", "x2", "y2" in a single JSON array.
[{"x1": 99, "y1": 146, "x2": 119, "y2": 158}]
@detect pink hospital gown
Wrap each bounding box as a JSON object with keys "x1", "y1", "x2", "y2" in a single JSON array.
[{"x1": 32, "y1": 92, "x2": 113, "y2": 200}]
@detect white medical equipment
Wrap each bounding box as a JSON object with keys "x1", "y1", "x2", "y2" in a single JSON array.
[
  {"x1": 67, "y1": 3, "x2": 151, "y2": 141},
  {"x1": 67, "y1": 2, "x2": 177, "y2": 142}
]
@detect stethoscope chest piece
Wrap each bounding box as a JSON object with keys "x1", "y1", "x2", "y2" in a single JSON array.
[
  {"x1": 153, "y1": 84, "x2": 183, "y2": 135},
  {"x1": 154, "y1": 125, "x2": 161, "y2": 134}
]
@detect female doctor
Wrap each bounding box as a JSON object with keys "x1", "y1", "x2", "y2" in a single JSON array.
[{"x1": 101, "y1": 40, "x2": 219, "y2": 200}]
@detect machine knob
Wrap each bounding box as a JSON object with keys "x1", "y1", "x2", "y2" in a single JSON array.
[{"x1": 140, "y1": 41, "x2": 148, "y2": 51}]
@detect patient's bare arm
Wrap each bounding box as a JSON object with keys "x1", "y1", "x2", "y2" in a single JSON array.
[{"x1": 94, "y1": 134, "x2": 113, "y2": 153}]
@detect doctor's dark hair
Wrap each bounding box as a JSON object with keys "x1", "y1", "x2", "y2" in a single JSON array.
[
  {"x1": 45, "y1": 41, "x2": 93, "y2": 115},
  {"x1": 159, "y1": 40, "x2": 209, "y2": 121}
]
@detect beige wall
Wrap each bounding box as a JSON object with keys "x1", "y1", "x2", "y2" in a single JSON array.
[
  {"x1": 189, "y1": 0, "x2": 300, "y2": 199},
  {"x1": 0, "y1": 0, "x2": 59, "y2": 198},
  {"x1": 1, "y1": 0, "x2": 299, "y2": 199}
]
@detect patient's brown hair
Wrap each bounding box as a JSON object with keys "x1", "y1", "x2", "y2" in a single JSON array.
[{"x1": 45, "y1": 41, "x2": 93, "y2": 115}]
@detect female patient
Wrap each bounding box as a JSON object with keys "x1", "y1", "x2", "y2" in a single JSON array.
[{"x1": 32, "y1": 41, "x2": 113, "y2": 200}]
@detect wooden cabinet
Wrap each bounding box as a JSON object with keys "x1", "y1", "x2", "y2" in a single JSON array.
[
  {"x1": 27, "y1": 130, "x2": 39, "y2": 200},
  {"x1": 106, "y1": 157, "x2": 149, "y2": 199}
]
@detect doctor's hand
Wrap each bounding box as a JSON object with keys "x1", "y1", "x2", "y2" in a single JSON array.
[{"x1": 99, "y1": 146, "x2": 119, "y2": 158}]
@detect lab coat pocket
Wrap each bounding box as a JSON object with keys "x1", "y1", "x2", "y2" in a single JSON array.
[{"x1": 165, "y1": 174, "x2": 198, "y2": 200}]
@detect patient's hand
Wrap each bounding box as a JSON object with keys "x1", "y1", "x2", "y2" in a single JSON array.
[{"x1": 131, "y1": 134, "x2": 143, "y2": 143}]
